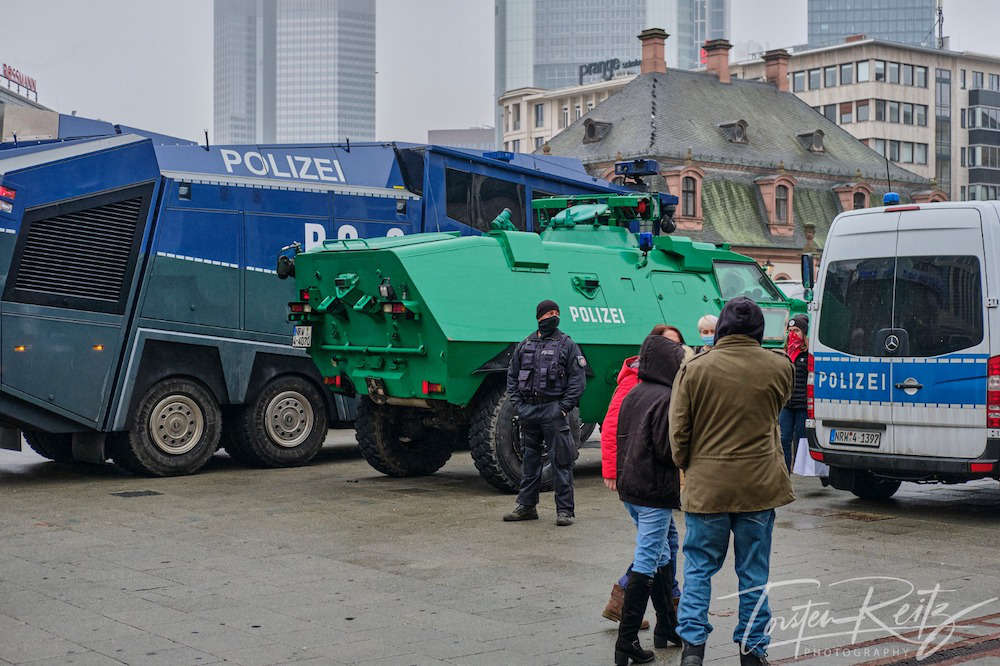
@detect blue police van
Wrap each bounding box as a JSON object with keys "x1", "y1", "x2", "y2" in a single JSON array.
[
  {"x1": 0, "y1": 121, "x2": 621, "y2": 476},
  {"x1": 807, "y1": 198, "x2": 1000, "y2": 499}
]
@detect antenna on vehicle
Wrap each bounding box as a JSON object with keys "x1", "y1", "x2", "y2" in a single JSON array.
[
  {"x1": 884, "y1": 154, "x2": 893, "y2": 194},
  {"x1": 203, "y1": 130, "x2": 210, "y2": 152},
  {"x1": 345, "y1": 137, "x2": 351, "y2": 153},
  {"x1": 11, "y1": 133, "x2": 16, "y2": 148}
]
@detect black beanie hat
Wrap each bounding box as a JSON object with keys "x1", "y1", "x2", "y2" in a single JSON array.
[
  {"x1": 716, "y1": 297, "x2": 765, "y2": 344},
  {"x1": 536, "y1": 299, "x2": 559, "y2": 320},
  {"x1": 789, "y1": 314, "x2": 809, "y2": 335}
]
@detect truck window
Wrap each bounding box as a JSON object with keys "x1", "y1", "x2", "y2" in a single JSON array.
[
  {"x1": 818, "y1": 258, "x2": 895, "y2": 356},
  {"x1": 894, "y1": 256, "x2": 982, "y2": 356},
  {"x1": 713, "y1": 262, "x2": 783, "y2": 302},
  {"x1": 477, "y1": 176, "x2": 525, "y2": 231},
  {"x1": 446, "y1": 168, "x2": 473, "y2": 226}
]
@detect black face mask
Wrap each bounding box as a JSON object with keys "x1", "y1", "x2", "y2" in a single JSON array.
[{"x1": 538, "y1": 316, "x2": 559, "y2": 336}]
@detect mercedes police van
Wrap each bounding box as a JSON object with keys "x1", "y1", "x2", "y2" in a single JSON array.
[{"x1": 806, "y1": 196, "x2": 1000, "y2": 500}]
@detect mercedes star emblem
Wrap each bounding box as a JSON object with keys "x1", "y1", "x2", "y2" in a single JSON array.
[{"x1": 885, "y1": 334, "x2": 900, "y2": 353}]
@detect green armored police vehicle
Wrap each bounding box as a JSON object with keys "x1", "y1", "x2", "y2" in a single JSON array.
[{"x1": 282, "y1": 190, "x2": 800, "y2": 492}]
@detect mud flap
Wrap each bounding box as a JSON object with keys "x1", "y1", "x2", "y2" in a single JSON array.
[
  {"x1": 72, "y1": 432, "x2": 107, "y2": 464},
  {"x1": 0, "y1": 427, "x2": 21, "y2": 451}
]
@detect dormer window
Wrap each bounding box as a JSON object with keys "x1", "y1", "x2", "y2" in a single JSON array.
[
  {"x1": 755, "y1": 173, "x2": 797, "y2": 236},
  {"x1": 776, "y1": 185, "x2": 789, "y2": 221},
  {"x1": 853, "y1": 191, "x2": 867, "y2": 209},
  {"x1": 663, "y1": 165, "x2": 705, "y2": 231},
  {"x1": 798, "y1": 130, "x2": 825, "y2": 153},
  {"x1": 719, "y1": 119, "x2": 749, "y2": 144},
  {"x1": 583, "y1": 118, "x2": 612, "y2": 144},
  {"x1": 833, "y1": 182, "x2": 872, "y2": 211}
]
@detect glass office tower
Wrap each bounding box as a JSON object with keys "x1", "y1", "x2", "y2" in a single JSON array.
[{"x1": 808, "y1": 0, "x2": 936, "y2": 48}]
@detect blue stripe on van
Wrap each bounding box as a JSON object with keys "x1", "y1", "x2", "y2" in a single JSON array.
[{"x1": 813, "y1": 352, "x2": 988, "y2": 407}]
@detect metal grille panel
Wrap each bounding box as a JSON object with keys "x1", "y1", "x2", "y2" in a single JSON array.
[{"x1": 13, "y1": 197, "x2": 143, "y2": 303}]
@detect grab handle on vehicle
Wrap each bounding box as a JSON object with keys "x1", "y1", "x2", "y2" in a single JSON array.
[{"x1": 894, "y1": 380, "x2": 923, "y2": 390}]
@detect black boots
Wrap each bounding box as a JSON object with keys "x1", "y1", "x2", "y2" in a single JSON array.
[
  {"x1": 614, "y1": 572, "x2": 655, "y2": 665},
  {"x1": 739, "y1": 650, "x2": 769, "y2": 665},
  {"x1": 680, "y1": 641, "x2": 706, "y2": 666},
  {"x1": 651, "y1": 563, "x2": 683, "y2": 648}
]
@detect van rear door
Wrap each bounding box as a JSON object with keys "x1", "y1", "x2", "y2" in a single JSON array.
[
  {"x1": 813, "y1": 210, "x2": 900, "y2": 454},
  {"x1": 888, "y1": 207, "x2": 988, "y2": 458}
]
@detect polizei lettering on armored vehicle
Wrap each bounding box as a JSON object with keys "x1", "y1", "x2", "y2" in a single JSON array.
[
  {"x1": 220, "y1": 149, "x2": 346, "y2": 183},
  {"x1": 568, "y1": 305, "x2": 626, "y2": 324}
]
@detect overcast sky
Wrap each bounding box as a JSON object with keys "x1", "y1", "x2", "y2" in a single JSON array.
[{"x1": 1, "y1": 0, "x2": 997, "y2": 143}]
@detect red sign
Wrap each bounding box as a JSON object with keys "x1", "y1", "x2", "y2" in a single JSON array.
[{"x1": 2, "y1": 64, "x2": 37, "y2": 93}]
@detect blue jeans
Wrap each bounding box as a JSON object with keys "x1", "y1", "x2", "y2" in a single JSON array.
[
  {"x1": 779, "y1": 407, "x2": 807, "y2": 471},
  {"x1": 678, "y1": 509, "x2": 776, "y2": 658},
  {"x1": 618, "y1": 516, "x2": 681, "y2": 596},
  {"x1": 622, "y1": 502, "x2": 673, "y2": 577}
]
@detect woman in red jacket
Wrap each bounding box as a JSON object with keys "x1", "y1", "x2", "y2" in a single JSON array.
[{"x1": 601, "y1": 325, "x2": 686, "y2": 626}]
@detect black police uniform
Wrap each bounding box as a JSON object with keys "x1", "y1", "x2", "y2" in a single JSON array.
[{"x1": 506, "y1": 325, "x2": 587, "y2": 515}]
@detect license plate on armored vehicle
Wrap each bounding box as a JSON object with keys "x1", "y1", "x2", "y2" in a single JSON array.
[
  {"x1": 291, "y1": 326, "x2": 312, "y2": 348},
  {"x1": 829, "y1": 429, "x2": 881, "y2": 447}
]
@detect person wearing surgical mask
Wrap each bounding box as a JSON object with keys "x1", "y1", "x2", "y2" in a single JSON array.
[
  {"x1": 694, "y1": 314, "x2": 718, "y2": 353},
  {"x1": 779, "y1": 315, "x2": 809, "y2": 471}
]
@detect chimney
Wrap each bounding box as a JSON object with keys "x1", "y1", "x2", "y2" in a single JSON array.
[
  {"x1": 703, "y1": 39, "x2": 733, "y2": 83},
  {"x1": 638, "y1": 28, "x2": 668, "y2": 74},
  {"x1": 762, "y1": 48, "x2": 790, "y2": 91}
]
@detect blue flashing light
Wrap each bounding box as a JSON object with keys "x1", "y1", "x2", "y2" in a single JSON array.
[
  {"x1": 483, "y1": 150, "x2": 515, "y2": 162},
  {"x1": 658, "y1": 193, "x2": 679, "y2": 206},
  {"x1": 615, "y1": 159, "x2": 659, "y2": 177},
  {"x1": 883, "y1": 192, "x2": 900, "y2": 205},
  {"x1": 638, "y1": 231, "x2": 654, "y2": 252}
]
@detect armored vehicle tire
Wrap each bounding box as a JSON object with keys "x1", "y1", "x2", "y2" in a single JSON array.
[
  {"x1": 23, "y1": 431, "x2": 74, "y2": 463},
  {"x1": 849, "y1": 471, "x2": 901, "y2": 501},
  {"x1": 355, "y1": 397, "x2": 454, "y2": 477},
  {"x1": 111, "y1": 378, "x2": 222, "y2": 476},
  {"x1": 224, "y1": 376, "x2": 327, "y2": 467},
  {"x1": 579, "y1": 422, "x2": 597, "y2": 444},
  {"x1": 469, "y1": 385, "x2": 581, "y2": 493}
]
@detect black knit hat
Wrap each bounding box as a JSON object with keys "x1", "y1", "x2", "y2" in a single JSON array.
[
  {"x1": 789, "y1": 314, "x2": 809, "y2": 335},
  {"x1": 716, "y1": 297, "x2": 765, "y2": 344},
  {"x1": 536, "y1": 299, "x2": 559, "y2": 320}
]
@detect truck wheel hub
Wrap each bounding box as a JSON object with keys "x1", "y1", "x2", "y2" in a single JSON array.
[
  {"x1": 266, "y1": 391, "x2": 313, "y2": 448},
  {"x1": 150, "y1": 395, "x2": 204, "y2": 455}
]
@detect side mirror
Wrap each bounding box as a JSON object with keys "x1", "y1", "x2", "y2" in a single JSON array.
[{"x1": 801, "y1": 253, "x2": 815, "y2": 303}]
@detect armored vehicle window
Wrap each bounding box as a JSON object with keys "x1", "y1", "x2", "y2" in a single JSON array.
[
  {"x1": 714, "y1": 262, "x2": 783, "y2": 302},
  {"x1": 446, "y1": 168, "x2": 473, "y2": 226},
  {"x1": 477, "y1": 177, "x2": 525, "y2": 231}
]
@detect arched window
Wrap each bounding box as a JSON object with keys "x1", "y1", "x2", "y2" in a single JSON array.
[
  {"x1": 776, "y1": 185, "x2": 789, "y2": 222},
  {"x1": 853, "y1": 191, "x2": 867, "y2": 209},
  {"x1": 682, "y1": 176, "x2": 697, "y2": 217}
]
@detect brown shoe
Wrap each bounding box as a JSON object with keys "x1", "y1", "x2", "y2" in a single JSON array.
[{"x1": 603, "y1": 584, "x2": 650, "y2": 629}]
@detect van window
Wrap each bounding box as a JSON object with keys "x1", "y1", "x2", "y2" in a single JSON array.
[
  {"x1": 478, "y1": 176, "x2": 525, "y2": 231},
  {"x1": 714, "y1": 262, "x2": 783, "y2": 302},
  {"x1": 446, "y1": 168, "x2": 473, "y2": 226},
  {"x1": 819, "y1": 256, "x2": 983, "y2": 357}
]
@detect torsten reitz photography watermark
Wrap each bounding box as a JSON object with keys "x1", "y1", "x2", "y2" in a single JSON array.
[{"x1": 721, "y1": 576, "x2": 999, "y2": 660}]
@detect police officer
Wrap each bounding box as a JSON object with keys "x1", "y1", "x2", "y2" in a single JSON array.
[{"x1": 503, "y1": 299, "x2": 587, "y2": 526}]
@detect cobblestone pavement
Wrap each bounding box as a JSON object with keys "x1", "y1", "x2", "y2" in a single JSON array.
[{"x1": 2, "y1": 433, "x2": 1000, "y2": 666}]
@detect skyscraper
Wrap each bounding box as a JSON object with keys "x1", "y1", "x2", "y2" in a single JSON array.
[
  {"x1": 808, "y1": 0, "x2": 936, "y2": 48},
  {"x1": 213, "y1": 0, "x2": 375, "y2": 145},
  {"x1": 494, "y1": 0, "x2": 729, "y2": 144}
]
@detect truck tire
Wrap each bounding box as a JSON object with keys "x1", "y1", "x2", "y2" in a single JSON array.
[
  {"x1": 224, "y1": 376, "x2": 327, "y2": 467},
  {"x1": 355, "y1": 397, "x2": 453, "y2": 477},
  {"x1": 111, "y1": 378, "x2": 221, "y2": 476},
  {"x1": 23, "y1": 431, "x2": 74, "y2": 463},
  {"x1": 469, "y1": 385, "x2": 580, "y2": 493},
  {"x1": 850, "y1": 471, "x2": 901, "y2": 501}
]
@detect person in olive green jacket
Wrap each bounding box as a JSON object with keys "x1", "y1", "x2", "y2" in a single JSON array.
[{"x1": 668, "y1": 297, "x2": 794, "y2": 666}]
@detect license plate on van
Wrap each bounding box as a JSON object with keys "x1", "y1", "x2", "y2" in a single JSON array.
[
  {"x1": 829, "y1": 429, "x2": 881, "y2": 447},
  {"x1": 291, "y1": 325, "x2": 312, "y2": 348}
]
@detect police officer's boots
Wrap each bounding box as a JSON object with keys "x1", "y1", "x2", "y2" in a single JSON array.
[
  {"x1": 680, "y1": 641, "x2": 705, "y2": 666},
  {"x1": 614, "y1": 572, "x2": 655, "y2": 665},
  {"x1": 650, "y1": 563, "x2": 682, "y2": 648}
]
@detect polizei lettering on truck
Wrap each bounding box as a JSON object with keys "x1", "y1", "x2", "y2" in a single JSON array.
[
  {"x1": 220, "y1": 149, "x2": 346, "y2": 183},
  {"x1": 568, "y1": 305, "x2": 626, "y2": 325}
]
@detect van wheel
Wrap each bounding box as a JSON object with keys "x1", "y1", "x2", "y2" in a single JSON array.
[
  {"x1": 224, "y1": 376, "x2": 327, "y2": 467},
  {"x1": 850, "y1": 471, "x2": 901, "y2": 501},
  {"x1": 469, "y1": 385, "x2": 580, "y2": 493},
  {"x1": 355, "y1": 397, "x2": 454, "y2": 477},
  {"x1": 111, "y1": 378, "x2": 221, "y2": 476},
  {"x1": 23, "y1": 431, "x2": 74, "y2": 463}
]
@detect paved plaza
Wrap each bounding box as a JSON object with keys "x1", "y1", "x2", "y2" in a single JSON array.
[{"x1": 2, "y1": 434, "x2": 1000, "y2": 665}]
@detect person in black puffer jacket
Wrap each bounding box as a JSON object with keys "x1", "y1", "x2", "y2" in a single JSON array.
[
  {"x1": 613, "y1": 335, "x2": 685, "y2": 665},
  {"x1": 779, "y1": 314, "x2": 809, "y2": 471}
]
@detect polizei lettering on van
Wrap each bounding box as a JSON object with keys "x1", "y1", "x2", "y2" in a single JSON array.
[
  {"x1": 568, "y1": 305, "x2": 626, "y2": 325},
  {"x1": 220, "y1": 149, "x2": 346, "y2": 183}
]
